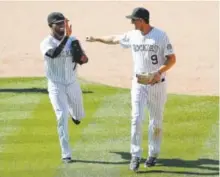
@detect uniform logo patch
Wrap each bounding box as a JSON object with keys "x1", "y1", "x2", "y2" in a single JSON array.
[{"x1": 167, "y1": 44, "x2": 172, "y2": 50}]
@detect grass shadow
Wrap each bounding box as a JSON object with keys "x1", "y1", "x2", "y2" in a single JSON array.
[
  {"x1": 0, "y1": 88, "x2": 93, "y2": 94},
  {"x1": 136, "y1": 170, "x2": 219, "y2": 176},
  {"x1": 111, "y1": 151, "x2": 219, "y2": 176}
]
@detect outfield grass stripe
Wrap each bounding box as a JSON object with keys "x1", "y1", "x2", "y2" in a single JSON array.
[
  {"x1": 0, "y1": 94, "x2": 42, "y2": 153},
  {"x1": 94, "y1": 91, "x2": 131, "y2": 118}
]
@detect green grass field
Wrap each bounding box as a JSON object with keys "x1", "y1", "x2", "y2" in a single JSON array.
[{"x1": 0, "y1": 77, "x2": 219, "y2": 177}]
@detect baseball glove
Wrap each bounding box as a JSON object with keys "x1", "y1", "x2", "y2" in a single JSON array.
[
  {"x1": 136, "y1": 72, "x2": 154, "y2": 85},
  {"x1": 136, "y1": 71, "x2": 161, "y2": 85},
  {"x1": 71, "y1": 40, "x2": 88, "y2": 65}
]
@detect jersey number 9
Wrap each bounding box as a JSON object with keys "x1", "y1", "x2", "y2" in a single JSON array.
[{"x1": 151, "y1": 55, "x2": 158, "y2": 65}]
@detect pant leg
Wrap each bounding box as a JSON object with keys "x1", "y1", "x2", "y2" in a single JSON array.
[
  {"x1": 130, "y1": 81, "x2": 147, "y2": 158},
  {"x1": 66, "y1": 80, "x2": 85, "y2": 121},
  {"x1": 146, "y1": 82, "x2": 167, "y2": 158},
  {"x1": 47, "y1": 81, "x2": 72, "y2": 159}
]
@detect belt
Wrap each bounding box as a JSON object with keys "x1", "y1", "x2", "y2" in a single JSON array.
[
  {"x1": 134, "y1": 76, "x2": 165, "y2": 84},
  {"x1": 152, "y1": 78, "x2": 165, "y2": 85}
]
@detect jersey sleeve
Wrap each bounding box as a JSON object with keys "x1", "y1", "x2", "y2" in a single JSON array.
[
  {"x1": 70, "y1": 36, "x2": 77, "y2": 42},
  {"x1": 117, "y1": 31, "x2": 131, "y2": 48},
  {"x1": 163, "y1": 33, "x2": 174, "y2": 57},
  {"x1": 40, "y1": 38, "x2": 54, "y2": 56}
]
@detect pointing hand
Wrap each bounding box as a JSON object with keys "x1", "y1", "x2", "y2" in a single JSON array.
[{"x1": 86, "y1": 36, "x2": 96, "y2": 42}]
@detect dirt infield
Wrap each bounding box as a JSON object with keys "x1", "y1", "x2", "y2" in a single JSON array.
[{"x1": 0, "y1": 1, "x2": 218, "y2": 96}]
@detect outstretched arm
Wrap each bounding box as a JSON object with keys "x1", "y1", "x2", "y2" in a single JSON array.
[{"x1": 86, "y1": 35, "x2": 120, "y2": 45}]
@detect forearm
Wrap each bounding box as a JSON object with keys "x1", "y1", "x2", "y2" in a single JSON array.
[
  {"x1": 45, "y1": 36, "x2": 69, "y2": 58},
  {"x1": 94, "y1": 35, "x2": 119, "y2": 45},
  {"x1": 158, "y1": 54, "x2": 176, "y2": 74}
]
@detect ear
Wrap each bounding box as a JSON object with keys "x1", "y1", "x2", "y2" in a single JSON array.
[{"x1": 48, "y1": 24, "x2": 52, "y2": 27}]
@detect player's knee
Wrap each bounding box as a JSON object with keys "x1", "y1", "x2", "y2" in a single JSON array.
[
  {"x1": 131, "y1": 117, "x2": 142, "y2": 126},
  {"x1": 56, "y1": 110, "x2": 68, "y2": 122}
]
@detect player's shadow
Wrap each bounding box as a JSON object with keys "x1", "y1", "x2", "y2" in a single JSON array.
[
  {"x1": 0, "y1": 88, "x2": 93, "y2": 94},
  {"x1": 73, "y1": 151, "x2": 219, "y2": 176},
  {"x1": 110, "y1": 151, "x2": 220, "y2": 176}
]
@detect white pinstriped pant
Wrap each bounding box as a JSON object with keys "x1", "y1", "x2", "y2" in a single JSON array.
[
  {"x1": 130, "y1": 78, "x2": 167, "y2": 158},
  {"x1": 47, "y1": 80, "x2": 85, "y2": 159}
]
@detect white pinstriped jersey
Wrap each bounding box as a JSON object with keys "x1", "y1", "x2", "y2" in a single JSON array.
[
  {"x1": 118, "y1": 28, "x2": 174, "y2": 79},
  {"x1": 40, "y1": 35, "x2": 77, "y2": 84}
]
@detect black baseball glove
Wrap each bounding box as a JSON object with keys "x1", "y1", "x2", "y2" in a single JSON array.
[{"x1": 71, "y1": 39, "x2": 88, "y2": 65}]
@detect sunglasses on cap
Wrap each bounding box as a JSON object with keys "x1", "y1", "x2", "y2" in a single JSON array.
[{"x1": 51, "y1": 19, "x2": 68, "y2": 25}]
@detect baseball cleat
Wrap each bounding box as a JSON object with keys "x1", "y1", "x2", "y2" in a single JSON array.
[
  {"x1": 71, "y1": 117, "x2": 81, "y2": 125},
  {"x1": 129, "y1": 156, "x2": 141, "y2": 172},
  {"x1": 144, "y1": 156, "x2": 157, "y2": 167}
]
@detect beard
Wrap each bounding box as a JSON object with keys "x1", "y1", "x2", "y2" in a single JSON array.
[
  {"x1": 57, "y1": 31, "x2": 65, "y2": 36},
  {"x1": 53, "y1": 30, "x2": 65, "y2": 40}
]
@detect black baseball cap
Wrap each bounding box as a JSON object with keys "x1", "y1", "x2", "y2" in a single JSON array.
[
  {"x1": 47, "y1": 12, "x2": 66, "y2": 25},
  {"x1": 126, "y1": 7, "x2": 150, "y2": 20}
]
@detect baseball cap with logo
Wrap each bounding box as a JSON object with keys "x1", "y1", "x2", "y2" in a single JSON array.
[
  {"x1": 126, "y1": 7, "x2": 150, "y2": 20},
  {"x1": 47, "y1": 12, "x2": 66, "y2": 25}
]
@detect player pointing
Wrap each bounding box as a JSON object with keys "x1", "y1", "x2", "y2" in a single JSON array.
[
  {"x1": 86, "y1": 7, "x2": 176, "y2": 171},
  {"x1": 40, "y1": 12, "x2": 87, "y2": 163}
]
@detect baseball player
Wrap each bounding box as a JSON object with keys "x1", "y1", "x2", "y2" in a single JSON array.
[
  {"x1": 40, "y1": 12, "x2": 88, "y2": 163},
  {"x1": 86, "y1": 7, "x2": 176, "y2": 171}
]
